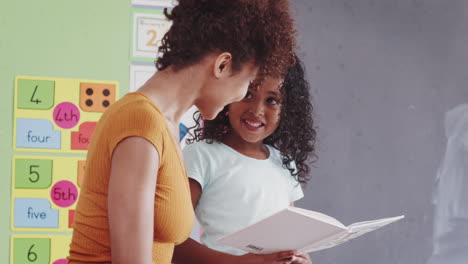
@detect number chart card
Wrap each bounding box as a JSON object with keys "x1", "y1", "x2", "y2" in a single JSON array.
[
  {"x1": 129, "y1": 64, "x2": 157, "y2": 92},
  {"x1": 131, "y1": 9, "x2": 172, "y2": 61},
  {"x1": 11, "y1": 155, "x2": 85, "y2": 232},
  {"x1": 14, "y1": 76, "x2": 119, "y2": 153},
  {"x1": 131, "y1": 0, "x2": 175, "y2": 8},
  {"x1": 10, "y1": 235, "x2": 71, "y2": 264}
]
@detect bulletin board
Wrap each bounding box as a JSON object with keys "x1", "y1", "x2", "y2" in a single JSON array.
[{"x1": 8, "y1": 75, "x2": 119, "y2": 263}]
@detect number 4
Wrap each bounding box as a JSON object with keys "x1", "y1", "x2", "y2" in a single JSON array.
[{"x1": 30, "y1": 85, "x2": 42, "y2": 104}]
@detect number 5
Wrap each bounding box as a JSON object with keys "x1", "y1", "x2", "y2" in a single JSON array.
[{"x1": 29, "y1": 165, "x2": 40, "y2": 183}]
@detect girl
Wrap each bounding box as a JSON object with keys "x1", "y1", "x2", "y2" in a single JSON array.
[
  {"x1": 67, "y1": 1, "x2": 297, "y2": 263},
  {"x1": 173, "y1": 56, "x2": 316, "y2": 264}
]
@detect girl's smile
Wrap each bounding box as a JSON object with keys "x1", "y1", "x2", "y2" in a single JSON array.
[{"x1": 242, "y1": 118, "x2": 265, "y2": 131}]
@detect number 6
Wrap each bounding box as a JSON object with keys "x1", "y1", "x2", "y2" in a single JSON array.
[{"x1": 28, "y1": 244, "x2": 38, "y2": 262}]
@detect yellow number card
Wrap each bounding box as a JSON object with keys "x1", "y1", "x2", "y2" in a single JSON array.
[
  {"x1": 11, "y1": 155, "x2": 85, "y2": 232},
  {"x1": 14, "y1": 76, "x2": 119, "y2": 153}
]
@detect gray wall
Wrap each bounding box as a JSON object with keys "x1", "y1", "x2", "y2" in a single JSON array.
[{"x1": 292, "y1": 1, "x2": 468, "y2": 264}]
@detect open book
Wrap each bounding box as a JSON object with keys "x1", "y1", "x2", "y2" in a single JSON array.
[{"x1": 217, "y1": 206, "x2": 404, "y2": 254}]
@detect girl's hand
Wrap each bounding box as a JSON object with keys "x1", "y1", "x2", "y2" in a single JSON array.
[
  {"x1": 290, "y1": 253, "x2": 312, "y2": 264},
  {"x1": 234, "y1": 250, "x2": 298, "y2": 264}
]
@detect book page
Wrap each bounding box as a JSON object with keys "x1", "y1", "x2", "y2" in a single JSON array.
[
  {"x1": 288, "y1": 207, "x2": 346, "y2": 229},
  {"x1": 299, "y1": 215, "x2": 404, "y2": 253},
  {"x1": 217, "y1": 208, "x2": 346, "y2": 254},
  {"x1": 298, "y1": 230, "x2": 348, "y2": 253},
  {"x1": 319, "y1": 215, "x2": 405, "y2": 252},
  {"x1": 347, "y1": 215, "x2": 405, "y2": 232}
]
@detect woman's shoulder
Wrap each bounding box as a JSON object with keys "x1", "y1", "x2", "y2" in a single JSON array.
[
  {"x1": 100, "y1": 92, "x2": 167, "y2": 129},
  {"x1": 95, "y1": 93, "x2": 170, "y2": 152},
  {"x1": 111, "y1": 92, "x2": 162, "y2": 116}
]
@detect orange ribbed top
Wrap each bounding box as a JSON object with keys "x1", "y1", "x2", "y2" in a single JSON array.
[{"x1": 68, "y1": 92, "x2": 194, "y2": 264}]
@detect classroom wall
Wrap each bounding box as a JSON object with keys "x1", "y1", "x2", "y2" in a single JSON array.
[
  {"x1": 292, "y1": 0, "x2": 468, "y2": 264},
  {"x1": 0, "y1": 0, "x2": 130, "y2": 262}
]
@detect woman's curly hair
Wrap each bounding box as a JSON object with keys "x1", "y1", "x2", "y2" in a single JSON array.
[
  {"x1": 187, "y1": 55, "x2": 317, "y2": 185},
  {"x1": 157, "y1": 0, "x2": 296, "y2": 77}
]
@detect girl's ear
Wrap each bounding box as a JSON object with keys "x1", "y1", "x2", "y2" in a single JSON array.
[{"x1": 213, "y1": 52, "x2": 233, "y2": 78}]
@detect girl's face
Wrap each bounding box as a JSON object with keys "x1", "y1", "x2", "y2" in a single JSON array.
[
  {"x1": 227, "y1": 77, "x2": 283, "y2": 144},
  {"x1": 196, "y1": 61, "x2": 258, "y2": 120}
]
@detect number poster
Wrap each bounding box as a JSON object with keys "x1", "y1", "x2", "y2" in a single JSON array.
[
  {"x1": 131, "y1": 9, "x2": 172, "y2": 61},
  {"x1": 10, "y1": 76, "x2": 119, "y2": 264},
  {"x1": 11, "y1": 156, "x2": 84, "y2": 232},
  {"x1": 14, "y1": 76, "x2": 118, "y2": 153}
]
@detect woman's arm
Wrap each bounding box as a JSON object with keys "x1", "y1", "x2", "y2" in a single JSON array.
[
  {"x1": 108, "y1": 137, "x2": 159, "y2": 264},
  {"x1": 173, "y1": 179, "x2": 237, "y2": 263}
]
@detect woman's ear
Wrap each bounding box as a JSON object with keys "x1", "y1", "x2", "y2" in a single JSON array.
[{"x1": 213, "y1": 52, "x2": 233, "y2": 78}]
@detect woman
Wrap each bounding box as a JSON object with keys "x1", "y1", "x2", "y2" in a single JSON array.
[{"x1": 68, "y1": 0, "x2": 297, "y2": 264}]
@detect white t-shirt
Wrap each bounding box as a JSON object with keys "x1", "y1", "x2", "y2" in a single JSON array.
[{"x1": 183, "y1": 140, "x2": 304, "y2": 255}]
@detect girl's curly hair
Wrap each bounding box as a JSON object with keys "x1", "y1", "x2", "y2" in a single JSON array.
[
  {"x1": 157, "y1": 0, "x2": 296, "y2": 77},
  {"x1": 187, "y1": 55, "x2": 317, "y2": 185}
]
